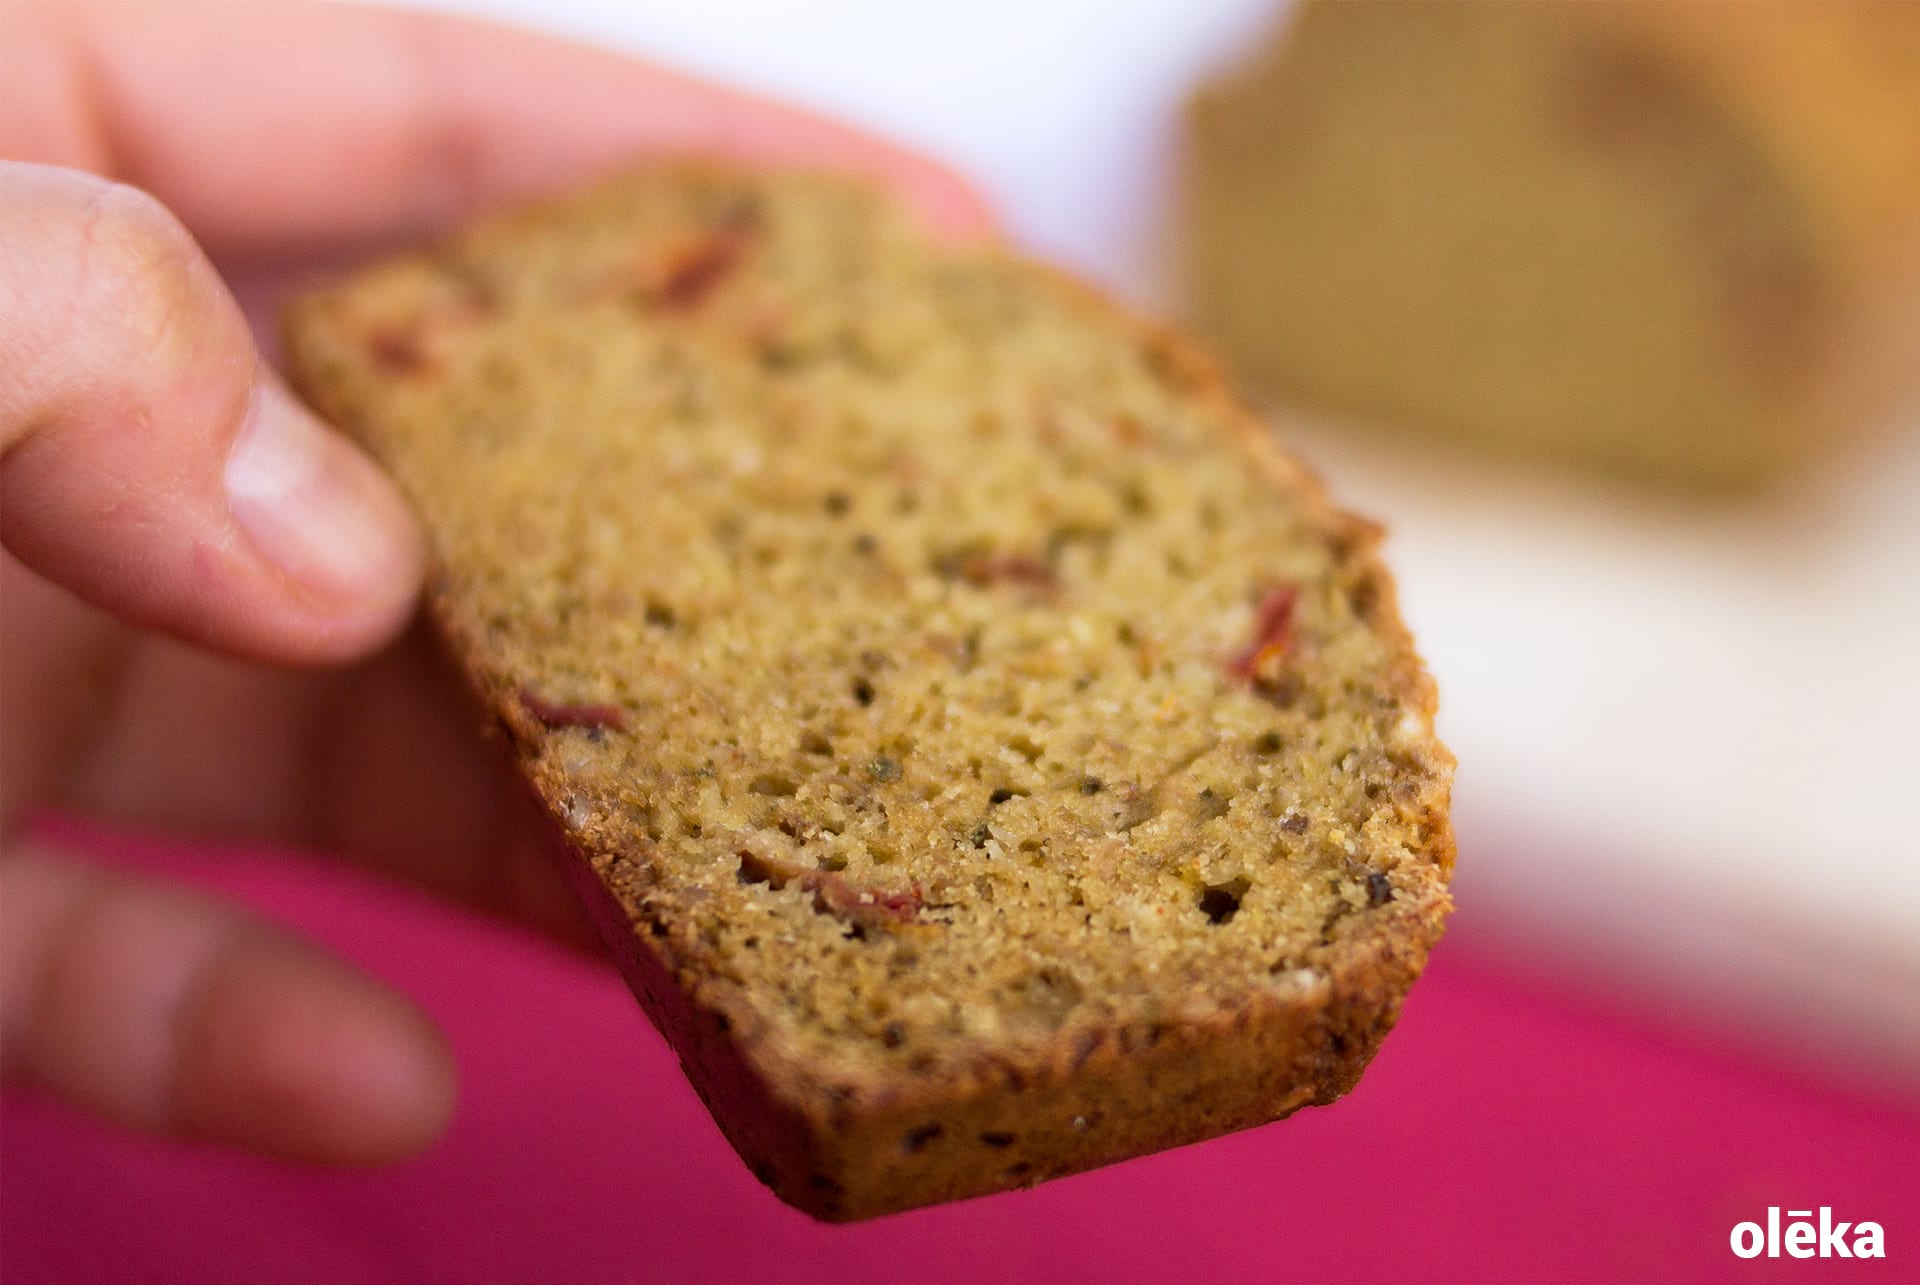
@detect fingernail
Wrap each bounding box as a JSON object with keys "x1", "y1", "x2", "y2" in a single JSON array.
[{"x1": 224, "y1": 383, "x2": 410, "y2": 600}]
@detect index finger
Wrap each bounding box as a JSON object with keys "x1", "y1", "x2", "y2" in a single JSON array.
[{"x1": 2, "y1": 0, "x2": 993, "y2": 256}]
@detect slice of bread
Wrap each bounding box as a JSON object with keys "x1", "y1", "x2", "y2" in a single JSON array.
[{"x1": 283, "y1": 167, "x2": 1454, "y2": 1221}]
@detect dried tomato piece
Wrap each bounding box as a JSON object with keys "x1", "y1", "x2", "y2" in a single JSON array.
[
  {"x1": 518, "y1": 689, "x2": 626, "y2": 730},
  {"x1": 647, "y1": 218, "x2": 756, "y2": 312},
  {"x1": 1227, "y1": 586, "x2": 1298, "y2": 688},
  {"x1": 738, "y1": 852, "x2": 923, "y2": 929},
  {"x1": 365, "y1": 324, "x2": 432, "y2": 376},
  {"x1": 968, "y1": 554, "x2": 1055, "y2": 589},
  {"x1": 809, "y1": 872, "x2": 924, "y2": 928},
  {"x1": 937, "y1": 550, "x2": 1058, "y2": 592}
]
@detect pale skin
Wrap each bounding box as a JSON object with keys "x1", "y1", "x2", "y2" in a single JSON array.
[{"x1": 0, "y1": 0, "x2": 990, "y2": 1165}]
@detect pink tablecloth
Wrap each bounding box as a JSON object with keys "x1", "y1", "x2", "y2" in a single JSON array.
[{"x1": 3, "y1": 824, "x2": 1913, "y2": 1283}]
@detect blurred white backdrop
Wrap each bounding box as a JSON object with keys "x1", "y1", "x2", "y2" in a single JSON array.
[{"x1": 402, "y1": 0, "x2": 1282, "y2": 298}]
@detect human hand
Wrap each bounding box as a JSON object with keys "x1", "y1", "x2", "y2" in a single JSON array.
[{"x1": 0, "y1": 0, "x2": 989, "y2": 1166}]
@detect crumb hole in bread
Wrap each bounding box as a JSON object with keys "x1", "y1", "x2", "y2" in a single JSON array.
[
  {"x1": 851, "y1": 676, "x2": 876, "y2": 706},
  {"x1": 1005, "y1": 966, "x2": 1083, "y2": 1030},
  {"x1": 737, "y1": 851, "x2": 783, "y2": 886},
  {"x1": 1198, "y1": 876, "x2": 1252, "y2": 925},
  {"x1": 1319, "y1": 900, "x2": 1354, "y2": 944},
  {"x1": 1350, "y1": 571, "x2": 1381, "y2": 620},
  {"x1": 757, "y1": 343, "x2": 802, "y2": 372},
  {"x1": 980, "y1": 1131, "x2": 1016, "y2": 1148},
  {"x1": 643, "y1": 599, "x2": 676, "y2": 628},
  {"x1": 1256, "y1": 674, "x2": 1302, "y2": 710},
  {"x1": 749, "y1": 774, "x2": 799, "y2": 797},
  {"x1": 1110, "y1": 784, "x2": 1158, "y2": 832}
]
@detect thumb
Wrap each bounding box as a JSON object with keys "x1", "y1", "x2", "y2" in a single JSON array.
[{"x1": 0, "y1": 160, "x2": 420, "y2": 664}]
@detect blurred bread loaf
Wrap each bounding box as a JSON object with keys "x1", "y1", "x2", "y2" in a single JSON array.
[{"x1": 1184, "y1": 0, "x2": 1920, "y2": 489}]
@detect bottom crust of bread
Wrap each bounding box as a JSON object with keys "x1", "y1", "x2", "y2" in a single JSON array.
[{"x1": 556, "y1": 810, "x2": 1444, "y2": 1221}]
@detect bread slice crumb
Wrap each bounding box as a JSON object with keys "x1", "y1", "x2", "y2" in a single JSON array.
[{"x1": 284, "y1": 165, "x2": 1455, "y2": 1220}]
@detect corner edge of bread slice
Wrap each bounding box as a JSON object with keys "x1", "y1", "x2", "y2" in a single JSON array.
[{"x1": 282, "y1": 164, "x2": 1456, "y2": 1221}]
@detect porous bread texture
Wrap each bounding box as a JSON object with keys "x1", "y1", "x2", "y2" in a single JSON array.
[
  {"x1": 1185, "y1": 0, "x2": 1920, "y2": 491},
  {"x1": 284, "y1": 167, "x2": 1454, "y2": 1220}
]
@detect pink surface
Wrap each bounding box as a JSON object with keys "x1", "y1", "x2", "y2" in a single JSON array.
[{"x1": 3, "y1": 824, "x2": 1914, "y2": 1283}]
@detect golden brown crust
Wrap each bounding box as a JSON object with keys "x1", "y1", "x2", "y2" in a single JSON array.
[{"x1": 283, "y1": 165, "x2": 1454, "y2": 1220}]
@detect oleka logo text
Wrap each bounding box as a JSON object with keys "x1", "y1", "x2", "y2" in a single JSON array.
[{"x1": 1730, "y1": 1207, "x2": 1885, "y2": 1260}]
